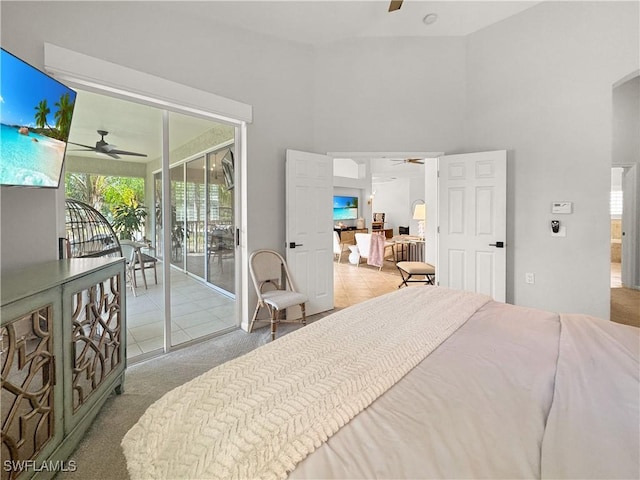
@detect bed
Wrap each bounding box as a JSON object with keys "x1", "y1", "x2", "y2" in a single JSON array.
[{"x1": 121, "y1": 287, "x2": 639, "y2": 479}]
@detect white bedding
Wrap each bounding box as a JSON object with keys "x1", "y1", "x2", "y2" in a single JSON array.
[
  {"x1": 122, "y1": 287, "x2": 640, "y2": 480},
  {"x1": 122, "y1": 287, "x2": 490, "y2": 480}
]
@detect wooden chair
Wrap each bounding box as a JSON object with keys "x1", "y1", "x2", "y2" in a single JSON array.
[
  {"x1": 135, "y1": 251, "x2": 158, "y2": 285},
  {"x1": 249, "y1": 249, "x2": 308, "y2": 341}
]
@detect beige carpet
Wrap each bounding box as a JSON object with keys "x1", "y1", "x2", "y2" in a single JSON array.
[
  {"x1": 611, "y1": 287, "x2": 640, "y2": 328},
  {"x1": 55, "y1": 320, "x2": 324, "y2": 480}
]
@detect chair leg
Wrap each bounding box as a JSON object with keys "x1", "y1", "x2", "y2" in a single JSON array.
[
  {"x1": 249, "y1": 302, "x2": 262, "y2": 333},
  {"x1": 300, "y1": 303, "x2": 306, "y2": 327},
  {"x1": 271, "y1": 307, "x2": 278, "y2": 341},
  {"x1": 127, "y1": 268, "x2": 137, "y2": 297},
  {"x1": 153, "y1": 263, "x2": 158, "y2": 284}
]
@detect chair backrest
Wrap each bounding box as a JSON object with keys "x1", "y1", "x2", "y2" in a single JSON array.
[
  {"x1": 120, "y1": 243, "x2": 137, "y2": 265},
  {"x1": 333, "y1": 231, "x2": 342, "y2": 255},
  {"x1": 354, "y1": 233, "x2": 371, "y2": 258},
  {"x1": 249, "y1": 249, "x2": 299, "y2": 302},
  {"x1": 398, "y1": 226, "x2": 409, "y2": 235}
]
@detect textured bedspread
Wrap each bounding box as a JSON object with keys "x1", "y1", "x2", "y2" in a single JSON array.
[{"x1": 122, "y1": 287, "x2": 490, "y2": 480}]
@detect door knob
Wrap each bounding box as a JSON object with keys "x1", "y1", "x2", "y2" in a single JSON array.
[
  {"x1": 289, "y1": 242, "x2": 303, "y2": 248},
  {"x1": 489, "y1": 241, "x2": 505, "y2": 248}
]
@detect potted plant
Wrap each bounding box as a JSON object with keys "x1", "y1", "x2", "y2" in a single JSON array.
[{"x1": 112, "y1": 200, "x2": 148, "y2": 240}]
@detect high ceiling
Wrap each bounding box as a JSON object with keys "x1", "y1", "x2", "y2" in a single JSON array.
[
  {"x1": 161, "y1": 1, "x2": 541, "y2": 45},
  {"x1": 65, "y1": 1, "x2": 542, "y2": 165}
]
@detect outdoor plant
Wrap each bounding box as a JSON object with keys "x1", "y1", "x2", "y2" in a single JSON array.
[{"x1": 112, "y1": 199, "x2": 148, "y2": 240}]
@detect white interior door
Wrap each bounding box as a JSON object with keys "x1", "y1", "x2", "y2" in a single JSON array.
[
  {"x1": 438, "y1": 150, "x2": 507, "y2": 302},
  {"x1": 286, "y1": 149, "x2": 334, "y2": 317}
]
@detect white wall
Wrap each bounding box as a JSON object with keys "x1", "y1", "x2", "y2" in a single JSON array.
[
  {"x1": 312, "y1": 36, "x2": 467, "y2": 154},
  {"x1": 464, "y1": 1, "x2": 639, "y2": 317},
  {"x1": 0, "y1": 1, "x2": 314, "y2": 277}
]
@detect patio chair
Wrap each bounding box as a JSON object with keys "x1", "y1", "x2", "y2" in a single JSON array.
[{"x1": 120, "y1": 243, "x2": 138, "y2": 296}]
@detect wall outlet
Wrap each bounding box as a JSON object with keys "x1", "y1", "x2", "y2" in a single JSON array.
[{"x1": 525, "y1": 273, "x2": 535, "y2": 284}]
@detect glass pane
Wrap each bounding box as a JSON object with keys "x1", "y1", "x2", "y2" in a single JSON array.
[
  {"x1": 185, "y1": 157, "x2": 206, "y2": 278},
  {"x1": 170, "y1": 164, "x2": 185, "y2": 267},
  {"x1": 154, "y1": 172, "x2": 163, "y2": 259},
  {"x1": 206, "y1": 148, "x2": 235, "y2": 293}
]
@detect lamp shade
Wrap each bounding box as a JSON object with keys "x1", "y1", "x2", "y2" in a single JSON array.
[{"x1": 413, "y1": 203, "x2": 426, "y2": 221}]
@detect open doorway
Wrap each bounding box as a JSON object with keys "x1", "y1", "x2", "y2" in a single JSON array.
[
  {"x1": 330, "y1": 152, "x2": 440, "y2": 309},
  {"x1": 610, "y1": 71, "x2": 639, "y2": 328}
]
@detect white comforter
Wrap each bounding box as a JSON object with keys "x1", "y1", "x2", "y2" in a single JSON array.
[
  {"x1": 290, "y1": 302, "x2": 640, "y2": 479},
  {"x1": 122, "y1": 288, "x2": 640, "y2": 479}
]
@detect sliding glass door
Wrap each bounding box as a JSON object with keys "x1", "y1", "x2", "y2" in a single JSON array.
[{"x1": 206, "y1": 148, "x2": 235, "y2": 293}]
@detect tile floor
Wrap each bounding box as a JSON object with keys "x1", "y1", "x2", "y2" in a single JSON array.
[
  {"x1": 126, "y1": 265, "x2": 236, "y2": 360},
  {"x1": 125, "y1": 256, "x2": 406, "y2": 361}
]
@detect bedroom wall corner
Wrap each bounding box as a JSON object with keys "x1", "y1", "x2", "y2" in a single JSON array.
[{"x1": 463, "y1": 1, "x2": 640, "y2": 317}]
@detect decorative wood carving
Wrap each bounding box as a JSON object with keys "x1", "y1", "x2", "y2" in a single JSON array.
[
  {"x1": 71, "y1": 275, "x2": 122, "y2": 412},
  {"x1": 1, "y1": 306, "x2": 55, "y2": 480}
]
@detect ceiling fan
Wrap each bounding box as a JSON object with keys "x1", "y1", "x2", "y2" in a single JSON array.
[
  {"x1": 68, "y1": 130, "x2": 147, "y2": 159},
  {"x1": 391, "y1": 158, "x2": 425, "y2": 165},
  {"x1": 388, "y1": 0, "x2": 403, "y2": 12}
]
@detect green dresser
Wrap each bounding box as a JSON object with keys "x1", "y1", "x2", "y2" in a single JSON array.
[{"x1": 1, "y1": 258, "x2": 126, "y2": 480}]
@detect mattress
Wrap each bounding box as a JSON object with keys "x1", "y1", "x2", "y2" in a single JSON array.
[{"x1": 122, "y1": 287, "x2": 639, "y2": 479}]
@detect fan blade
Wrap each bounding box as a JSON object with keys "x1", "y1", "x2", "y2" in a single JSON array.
[
  {"x1": 389, "y1": 0, "x2": 403, "y2": 12},
  {"x1": 67, "y1": 141, "x2": 98, "y2": 150},
  {"x1": 107, "y1": 149, "x2": 148, "y2": 157}
]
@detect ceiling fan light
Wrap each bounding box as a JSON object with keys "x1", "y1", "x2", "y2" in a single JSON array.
[{"x1": 423, "y1": 13, "x2": 438, "y2": 25}]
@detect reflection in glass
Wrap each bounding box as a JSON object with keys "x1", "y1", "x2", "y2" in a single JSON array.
[
  {"x1": 186, "y1": 157, "x2": 206, "y2": 277},
  {"x1": 154, "y1": 172, "x2": 163, "y2": 258},
  {"x1": 207, "y1": 148, "x2": 235, "y2": 293},
  {"x1": 170, "y1": 165, "x2": 185, "y2": 267}
]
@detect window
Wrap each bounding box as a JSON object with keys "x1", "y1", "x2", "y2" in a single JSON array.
[{"x1": 610, "y1": 190, "x2": 623, "y2": 217}]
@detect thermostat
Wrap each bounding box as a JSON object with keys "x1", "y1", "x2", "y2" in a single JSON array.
[{"x1": 551, "y1": 202, "x2": 572, "y2": 214}]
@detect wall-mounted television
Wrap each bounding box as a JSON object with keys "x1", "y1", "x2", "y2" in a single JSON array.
[
  {"x1": 333, "y1": 195, "x2": 359, "y2": 220},
  {"x1": 0, "y1": 47, "x2": 76, "y2": 188}
]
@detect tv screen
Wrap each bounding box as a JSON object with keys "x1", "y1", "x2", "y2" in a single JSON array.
[
  {"x1": 0, "y1": 47, "x2": 76, "y2": 188},
  {"x1": 333, "y1": 195, "x2": 358, "y2": 220}
]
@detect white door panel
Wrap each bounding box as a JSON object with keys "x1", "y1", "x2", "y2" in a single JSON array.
[
  {"x1": 438, "y1": 150, "x2": 507, "y2": 302},
  {"x1": 286, "y1": 150, "x2": 334, "y2": 317}
]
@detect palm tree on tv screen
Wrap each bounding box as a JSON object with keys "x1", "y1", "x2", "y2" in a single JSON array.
[
  {"x1": 54, "y1": 92, "x2": 74, "y2": 141},
  {"x1": 34, "y1": 99, "x2": 51, "y2": 131}
]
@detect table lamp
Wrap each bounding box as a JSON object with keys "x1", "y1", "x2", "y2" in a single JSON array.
[{"x1": 413, "y1": 203, "x2": 426, "y2": 239}]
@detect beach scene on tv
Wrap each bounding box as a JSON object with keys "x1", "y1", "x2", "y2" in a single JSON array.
[
  {"x1": 333, "y1": 195, "x2": 359, "y2": 220},
  {"x1": 0, "y1": 48, "x2": 76, "y2": 187}
]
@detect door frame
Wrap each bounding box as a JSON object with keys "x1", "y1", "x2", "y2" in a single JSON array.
[{"x1": 613, "y1": 164, "x2": 639, "y2": 289}]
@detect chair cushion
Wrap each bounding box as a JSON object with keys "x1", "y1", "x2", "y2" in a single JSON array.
[
  {"x1": 397, "y1": 261, "x2": 435, "y2": 275},
  {"x1": 262, "y1": 290, "x2": 308, "y2": 310}
]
